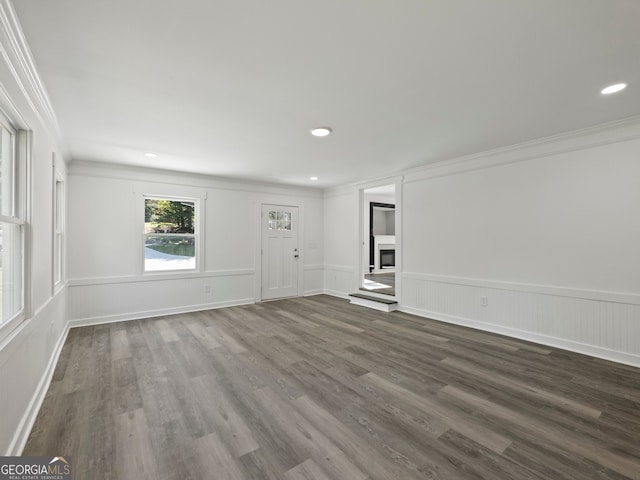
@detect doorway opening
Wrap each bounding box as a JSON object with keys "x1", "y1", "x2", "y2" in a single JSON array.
[{"x1": 361, "y1": 184, "x2": 396, "y2": 297}]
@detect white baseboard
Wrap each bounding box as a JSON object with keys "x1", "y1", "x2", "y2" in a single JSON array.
[
  {"x1": 401, "y1": 306, "x2": 640, "y2": 368},
  {"x1": 69, "y1": 298, "x2": 255, "y2": 328},
  {"x1": 322, "y1": 289, "x2": 351, "y2": 300},
  {"x1": 303, "y1": 289, "x2": 324, "y2": 297},
  {"x1": 6, "y1": 323, "x2": 69, "y2": 456}
]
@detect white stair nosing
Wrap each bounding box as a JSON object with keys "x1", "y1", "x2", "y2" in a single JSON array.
[{"x1": 349, "y1": 296, "x2": 398, "y2": 312}]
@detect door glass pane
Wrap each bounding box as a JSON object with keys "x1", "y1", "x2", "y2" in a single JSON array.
[
  {"x1": 268, "y1": 210, "x2": 277, "y2": 230},
  {"x1": 282, "y1": 211, "x2": 291, "y2": 230},
  {"x1": 268, "y1": 210, "x2": 292, "y2": 231}
]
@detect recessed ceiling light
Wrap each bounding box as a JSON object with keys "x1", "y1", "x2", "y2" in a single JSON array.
[
  {"x1": 310, "y1": 127, "x2": 332, "y2": 137},
  {"x1": 601, "y1": 83, "x2": 627, "y2": 95},
  {"x1": 144, "y1": 152, "x2": 158, "y2": 158},
  {"x1": 310, "y1": 176, "x2": 319, "y2": 181}
]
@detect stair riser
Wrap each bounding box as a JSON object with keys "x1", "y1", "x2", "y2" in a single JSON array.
[{"x1": 349, "y1": 298, "x2": 398, "y2": 312}]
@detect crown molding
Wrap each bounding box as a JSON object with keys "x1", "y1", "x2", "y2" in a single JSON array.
[
  {"x1": 322, "y1": 115, "x2": 640, "y2": 195},
  {"x1": 0, "y1": 0, "x2": 68, "y2": 158},
  {"x1": 68, "y1": 159, "x2": 324, "y2": 199},
  {"x1": 402, "y1": 115, "x2": 640, "y2": 184},
  {"x1": 323, "y1": 184, "x2": 357, "y2": 198}
]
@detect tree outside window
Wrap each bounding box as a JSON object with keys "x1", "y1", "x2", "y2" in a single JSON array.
[{"x1": 144, "y1": 197, "x2": 196, "y2": 272}]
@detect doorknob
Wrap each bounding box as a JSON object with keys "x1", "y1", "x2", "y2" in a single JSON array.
[{"x1": 294, "y1": 254, "x2": 299, "y2": 258}]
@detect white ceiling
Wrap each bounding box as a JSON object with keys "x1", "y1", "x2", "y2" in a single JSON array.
[{"x1": 11, "y1": 0, "x2": 640, "y2": 188}]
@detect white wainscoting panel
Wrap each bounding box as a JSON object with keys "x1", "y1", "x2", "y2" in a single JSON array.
[
  {"x1": 303, "y1": 264, "x2": 324, "y2": 296},
  {"x1": 68, "y1": 271, "x2": 255, "y2": 326},
  {"x1": 0, "y1": 288, "x2": 68, "y2": 455},
  {"x1": 324, "y1": 265, "x2": 357, "y2": 299},
  {"x1": 402, "y1": 273, "x2": 640, "y2": 367}
]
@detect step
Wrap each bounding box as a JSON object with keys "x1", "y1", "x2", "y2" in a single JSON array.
[{"x1": 349, "y1": 293, "x2": 398, "y2": 312}]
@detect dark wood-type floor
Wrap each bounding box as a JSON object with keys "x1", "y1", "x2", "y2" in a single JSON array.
[
  {"x1": 363, "y1": 272, "x2": 395, "y2": 296},
  {"x1": 24, "y1": 295, "x2": 640, "y2": 479}
]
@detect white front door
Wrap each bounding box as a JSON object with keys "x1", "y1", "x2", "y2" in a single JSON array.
[{"x1": 261, "y1": 204, "x2": 299, "y2": 300}]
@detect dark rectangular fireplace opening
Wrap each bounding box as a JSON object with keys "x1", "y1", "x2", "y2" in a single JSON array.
[{"x1": 380, "y1": 249, "x2": 395, "y2": 268}]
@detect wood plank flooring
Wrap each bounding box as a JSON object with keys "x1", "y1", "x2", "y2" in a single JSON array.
[
  {"x1": 363, "y1": 273, "x2": 395, "y2": 296},
  {"x1": 24, "y1": 295, "x2": 640, "y2": 479}
]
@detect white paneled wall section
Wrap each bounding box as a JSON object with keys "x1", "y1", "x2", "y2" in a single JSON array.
[
  {"x1": 402, "y1": 274, "x2": 640, "y2": 366},
  {"x1": 400, "y1": 122, "x2": 640, "y2": 367},
  {"x1": 67, "y1": 162, "x2": 324, "y2": 325},
  {"x1": 323, "y1": 188, "x2": 359, "y2": 298},
  {"x1": 0, "y1": 2, "x2": 70, "y2": 455},
  {"x1": 320, "y1": 119, "x2": 640, "y2": 367}
]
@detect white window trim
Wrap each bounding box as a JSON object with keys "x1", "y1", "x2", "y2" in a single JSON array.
[
  {"x1": 0, "y1": 114, "x2": 30, "y2": 346},
  {"x1": 52, "y1": 158, "x2": 64, "y2": 293}
]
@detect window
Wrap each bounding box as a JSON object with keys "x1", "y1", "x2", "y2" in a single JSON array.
[
  {"x1": 144, "y1": 197, "x2": 197, "y2": 272},
  {"x1": 267, "y1": 210, "x2": 291, "y2": 231},
  {"x1": 0, "y1": 116, "x2": 25, "y2": 328},
  {"x1": 53, "y1": 168, "x2": 64, "y2": 289}
]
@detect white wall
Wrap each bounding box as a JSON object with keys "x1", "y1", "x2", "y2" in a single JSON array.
[
  {"x1": 67, "y1": 162, "x2": 324, "y2": 324},
  {"x1": 0, "y1": 3, "x2": 69, "y2": 454},
  {"x1": 403, "y1": 139, "x2": 640, "y2": 291},
  {"x1": 385, "y1": 210, "x2": 395, "y2": 236},
  {"x1": 324, "y1": 189, "x2": 359, "y2": 297},
  {"x1": 400, "y1": 123, "x2": 640, "y2": 366},
  {"x1": 1, "y1": 0, "x2": 638, "y2": 457},
  {"x1": 323, "y1": 120, "x2": 640, "y2": 366}
]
